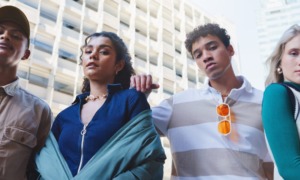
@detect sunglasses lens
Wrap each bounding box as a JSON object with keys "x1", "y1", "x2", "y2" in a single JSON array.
[
  {"x1": 218, "y1": 120, "x2": 231, "y2": 135},
  {"x1": 217, "y1": 104, "x2": 229, "y2": 116}
]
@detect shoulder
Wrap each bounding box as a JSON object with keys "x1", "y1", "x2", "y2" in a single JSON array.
[
  {"x1": 116, "y1": 89, "x2": 150, "y2": 111},
  {"x1": 235, "y1": 77, "x2": 263, "y2": 103},
  {"x1": 262, "y1": 83, "x2": 294, "y2": 115},
  {"x1": 263, "y1": 83, "x2": 292, "y2": 105},
  {"x1": 57, "y1": 94, "x2": 83, "y2": 116},
  {"x1": 246, "y1": 87, "x2": 263, "y2": 102},
  {"x1": 264, "y1": 83, "x2": 288, "y2": 96},
  {"x1": 19, "y1": 88, "x2": 51, "y2": 110},
  {"x1": 119, "y1": 88, "x2": 147, "y2": 99},
  {"x1": 165, "y1": 88, "x2": 206, "y2": 105},
  {"x1": 173, "y1": 88, "x2": 203, "y2": 98}
]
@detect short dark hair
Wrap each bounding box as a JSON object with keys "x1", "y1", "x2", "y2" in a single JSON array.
[
  {"x1": 80, "y1": 31, "x2": 135, "y2": 93},
  {"x1": 185, "y1": 23, "x2": 231, "y2": 57}
]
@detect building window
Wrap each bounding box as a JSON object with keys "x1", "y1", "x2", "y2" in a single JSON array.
[
  {"x1": 34, "y1": 40, "x2": 53, "y2": 54},
  {"x1": 29, "y1": 73, "x2": 49, "y2": 88}
]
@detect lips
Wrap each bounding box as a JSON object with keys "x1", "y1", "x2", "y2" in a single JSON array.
[
  {"x1": 206, "y1": 62, "x2": 216, "y2": 69},
  {"x1": 86, "y1": 62, "x2": 98, "y2": 68},
  {"x1": 0, "y1": 42, "x2": 12, "y2": 49}
]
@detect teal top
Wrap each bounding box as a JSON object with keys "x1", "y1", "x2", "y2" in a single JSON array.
[{"x1": 262, "y1": 82, "x2": 300, "y2": 179}]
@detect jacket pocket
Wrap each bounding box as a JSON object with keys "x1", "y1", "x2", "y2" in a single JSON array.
[{"x1": 4, "y1": 127, "x2": 37, "y2": 148}]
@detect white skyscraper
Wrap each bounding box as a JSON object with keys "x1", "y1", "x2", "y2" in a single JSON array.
[{"x1": 258, "y1": 0, "x2": 300, "y2": 67}]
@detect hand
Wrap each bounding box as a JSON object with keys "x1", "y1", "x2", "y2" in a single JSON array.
[{"x1": 130, "y1": 74, "x2": 160, "y2": 93}]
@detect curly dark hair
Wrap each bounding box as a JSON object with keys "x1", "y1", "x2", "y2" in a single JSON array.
[
  {"x1": 80, "y1": 31, "x2": 135, "y2": 93},
  {"x1": 185, "y1": 23, "x2": 231, "y2": 57}
]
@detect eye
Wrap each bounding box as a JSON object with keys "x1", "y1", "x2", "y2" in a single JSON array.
[
  {"x1": 99, "y1": 50, "x2": 109, "y2": 55},
  {"x1": 208, "y1": 45, "x2": 217, "y2": 50},
  {"x1": 84, "y1": 49, "x2": 92, "y2": 54},
  {"x1": 194, "y1": 53, "x2": 202, "y2": 59},
  {"x1": 11, "y1": 32, "x2": 22, "y2": 40},
  {"x1": 290, "y1": 50, "x2": 299, "y2": 56},
  {"x1": 0, "y1": 27, "x2": 4, "y2": 34}
]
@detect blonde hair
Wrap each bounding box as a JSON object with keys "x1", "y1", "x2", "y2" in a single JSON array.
[{"x1": 265, "y1": 24, "x2": 300, "y2": 86}]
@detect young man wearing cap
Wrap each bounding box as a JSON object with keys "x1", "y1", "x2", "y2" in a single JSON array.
[
  {"x1": 131, "y1": 23, "x2": 273, "y2": 179},
  {"x1": 0, "y1": 5, "x2": 52, "y2": 179}
]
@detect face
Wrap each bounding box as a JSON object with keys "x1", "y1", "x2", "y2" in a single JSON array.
[
  {"x1": 81, "y1": 36, "x2": 124, "y2": 83},
  {"x1": 192, "y1": 35, "x2": 234, "y2": 80},
  {"x1": 0, "y1": 21, "x2": 30, "y2": 68},
  {"x1": 281, "y1": 34, "x2": 300, "y2": 84}
]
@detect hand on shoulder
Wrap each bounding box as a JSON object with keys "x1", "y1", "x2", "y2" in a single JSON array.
[{"x1": 130, "y1": 74, "x2": 159, "y2": 93}]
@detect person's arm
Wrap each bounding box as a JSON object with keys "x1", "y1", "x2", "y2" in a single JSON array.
[
  {"x1": 262, "y1": 84, "x2": 300, "y2": 179},
  {"x1": 27, "y1": 105, "x2": 52, "y2": 179},
  {"x1": 152, "y1": 97, "x2": 173, "y2": 137},
  {"x1": 35, "y1": 105, "x2": 53, "y2": 152},
  {"x1": 262, "y1": 162, "x2": 274, "y2": 180}
]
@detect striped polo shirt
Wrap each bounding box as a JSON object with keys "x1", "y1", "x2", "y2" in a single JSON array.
[{"x1": 153, "y1": 76, "x2": 271, "y2": 180}]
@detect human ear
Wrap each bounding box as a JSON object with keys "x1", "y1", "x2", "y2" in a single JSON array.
[
  {"x1": 115, "y1": 60, "x2": 125, "y2": 74},
  {"x1": 21, "y1": 49, "x2": 31, "y2": 60},
  {"x1": 227, "y1": 45, "x2": 235, "y2": 56}
]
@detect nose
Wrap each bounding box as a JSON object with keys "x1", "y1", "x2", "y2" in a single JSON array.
[
  {"x1": 202, "y1": 50, "x2": 212, "y2": 63},
  {"x1": 89, "y1": 50, "x2": 98, "y2": 60},
  {"x1": 0, "y1": 30, "x2": 10, "y2": 41},
  {"x1": 297, "y1": 56, "x2": 300, "y2": 65}
]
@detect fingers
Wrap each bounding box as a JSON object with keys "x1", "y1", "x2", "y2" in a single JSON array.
[
  {"x1": 130, "y1": 74, "x2": 159, "y2": 93},
  {"x1": 145, "y1": 75, "x2": 152, "y2": 90},
  {"x1": 150, "y1": 83, "x2": 160, "y2": 89},
  {"x1": 130, "y1": 75, "x2": 138, "y2": 89},
  {"x1": 130, "y1": 75, "x2": 145, "y2": 91}
]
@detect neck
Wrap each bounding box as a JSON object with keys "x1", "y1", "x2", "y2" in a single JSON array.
[
  {"x1": 209, "y1": 75, "x2": 241, "y2": 96},
  {"x1": 88, "y1": 81, "x2": 108, "y2": 97},
  {"x1": 0, "y1": 70, "x2": 17, "y2": 86}
]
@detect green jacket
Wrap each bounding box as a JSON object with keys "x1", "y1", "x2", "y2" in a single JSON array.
[{"x1": 36, "y1": 110, "x2": 166, "y2": 180}]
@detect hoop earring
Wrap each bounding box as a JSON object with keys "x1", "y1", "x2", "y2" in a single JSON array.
[{"x1": 277, "y1": 67, "x2": 283, "y2": 74}]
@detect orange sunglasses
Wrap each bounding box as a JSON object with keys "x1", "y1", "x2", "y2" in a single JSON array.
[{"x1": 216, "y1": 103, "x2": 231, "y2": 135}]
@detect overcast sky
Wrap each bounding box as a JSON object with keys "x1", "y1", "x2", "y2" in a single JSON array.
[{"x1": 188, "y1": 0, "x2": 265, "y2": 90}]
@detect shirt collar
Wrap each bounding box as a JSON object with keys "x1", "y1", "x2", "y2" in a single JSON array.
[
  {"x1": 73, "y1": 84, "x2": 123, "y2": 104},
  {"x1": 1, "y1": 78, "x2": 20, "y2": 96},
  {"x1": 203, "y1": 76, "x2": 253, "y2": 96}
]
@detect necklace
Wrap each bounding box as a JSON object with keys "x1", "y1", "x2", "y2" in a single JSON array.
[{"x1": 85, "y1": 94, "x2": 108, "y2": 102}]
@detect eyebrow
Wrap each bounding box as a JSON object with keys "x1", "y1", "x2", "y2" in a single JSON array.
[
  {"x1": 192, "y1": 40, "x2": 217, "y2": 57},
  {"x1": 84, "y1": 44, "x2": 113, "y2": 49},
  {"x1": 205, "y1": 41, "x2": 217, "y2": 47}
]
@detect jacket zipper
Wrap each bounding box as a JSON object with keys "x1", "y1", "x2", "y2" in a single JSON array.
[{"x1": 77, "y1": 124, "x2": 88, "y2": 175}]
